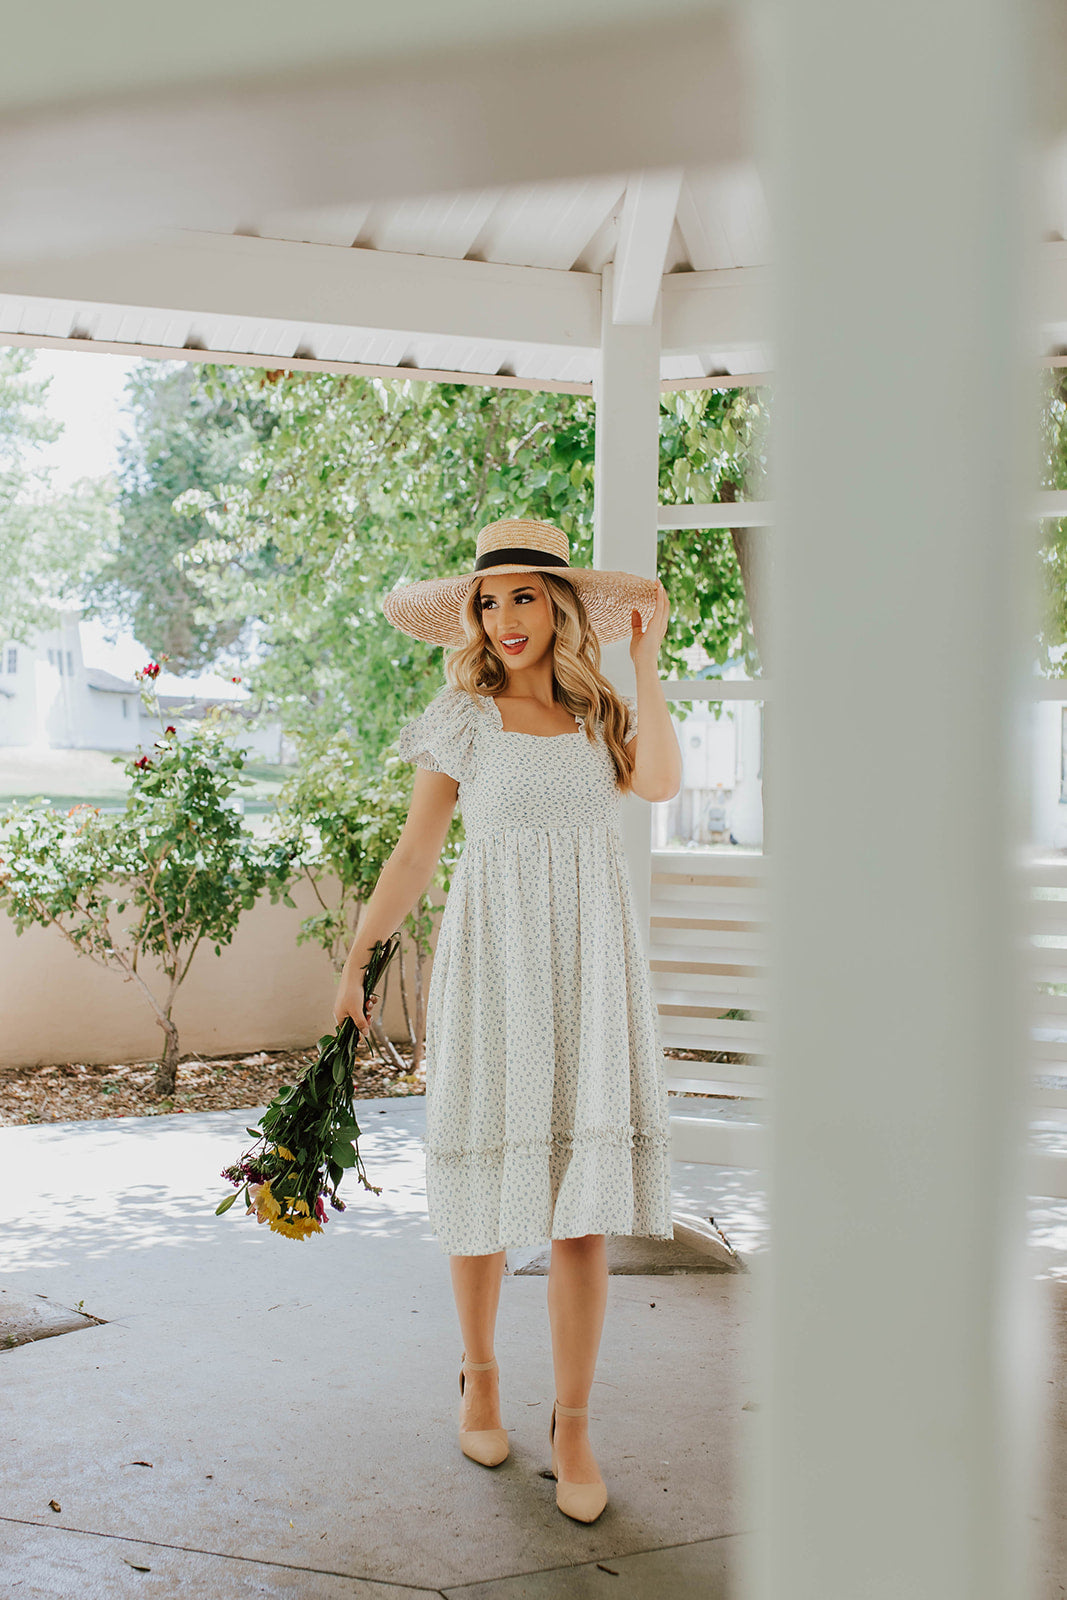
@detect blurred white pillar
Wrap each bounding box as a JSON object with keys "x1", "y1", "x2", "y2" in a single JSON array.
[
  {"x1": 594, "y1": 262, "x2": 661, "y2": 958},
  {"x1": 753, "y1": 5, "x2": 1046, "y2": 1600}
]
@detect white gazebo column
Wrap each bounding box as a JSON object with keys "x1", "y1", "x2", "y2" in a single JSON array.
[
  {"x1": 752, "y1": 6, "x2": 1045, "y2": 1600},
  {"x1": 593, "y1": 261, "x2": 662, "y2": 958}
]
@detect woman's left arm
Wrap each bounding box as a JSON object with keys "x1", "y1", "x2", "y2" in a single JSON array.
[{"x1": 627, "y1": 578, "x2": 683, "y2": 803}]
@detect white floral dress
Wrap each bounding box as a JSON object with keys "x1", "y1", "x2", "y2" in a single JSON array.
[{"x1": 395, "y1": 684, "x2": 674, "y2": 1257}]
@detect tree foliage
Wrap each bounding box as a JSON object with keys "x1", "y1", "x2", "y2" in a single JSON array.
[
  {"x1": 0, "y1": 348, "x2": 118, "y2": 644},
  {"x1": 85, "y1": 360, "x2": 279, "y2": 673},
  {"x1": 1038, "y1": 369, "x2": 1067, "y2": 673}
]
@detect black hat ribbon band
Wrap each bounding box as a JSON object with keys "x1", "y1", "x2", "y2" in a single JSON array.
[{"x1": 474, "y1": 547, "x2": 570, "y2": 572}]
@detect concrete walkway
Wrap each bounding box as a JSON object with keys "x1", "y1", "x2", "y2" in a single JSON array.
[{"x1": 0, "y1": 1097, "x2": 1063, "y2": 1598}]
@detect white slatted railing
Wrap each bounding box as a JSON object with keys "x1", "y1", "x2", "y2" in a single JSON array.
[{"x1": 655, "y1": 846, "x2": 1067, "y2": 1194}]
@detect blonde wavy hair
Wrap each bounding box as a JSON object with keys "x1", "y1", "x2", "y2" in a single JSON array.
[{"x1": 441, "y1": 571, "x2": 637, "y2": 792}]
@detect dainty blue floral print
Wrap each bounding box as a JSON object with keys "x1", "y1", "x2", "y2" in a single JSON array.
[{"x1": 396, "y1": 685, "x2": 674, "y2": 1256}]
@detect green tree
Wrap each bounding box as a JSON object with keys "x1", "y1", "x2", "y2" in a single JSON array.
[
  {"x1": 85, "y1": 360, "x2": 280, "y2": 673},
  {"x1": 265, "y1": 726, "x2": 465, "y2": 1075},
  {"x1": 1038, "y1": 369, "x2": 1067, "y2": 673},
  {"x1": 0, "y1": 668, "x2": 277, "y2": 1097},
  {"x1": 176, "y1": 368, "x2": 767, "y2": 758},
  {"x1": 657, "y1": 386, "x2": 770, "y2": 674},
  {"x1": 0, "y1": 348, "x2": 118, "y2": 645}
]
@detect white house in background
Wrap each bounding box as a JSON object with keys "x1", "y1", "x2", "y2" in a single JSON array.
[{"x1": 0, "y1": 606, "x2": 287, "y2": 763}]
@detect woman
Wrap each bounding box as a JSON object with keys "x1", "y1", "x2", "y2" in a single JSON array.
[{"x1": 333, "y1": 517, "x2": 681, "y2": 1524}]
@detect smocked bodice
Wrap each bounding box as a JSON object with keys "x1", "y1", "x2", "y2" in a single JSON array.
[{"x1": 395, "y1": 684, "x2": 638, "y2": 845}]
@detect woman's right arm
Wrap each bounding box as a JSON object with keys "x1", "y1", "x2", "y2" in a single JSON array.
[{"x1": 333, "y1": 765, "x2": 461, "y2": 1037}]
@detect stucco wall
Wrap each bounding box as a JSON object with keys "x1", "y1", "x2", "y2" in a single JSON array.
[{"x1": 0, "y1": 873, "x2": 442, "y2": 1069}]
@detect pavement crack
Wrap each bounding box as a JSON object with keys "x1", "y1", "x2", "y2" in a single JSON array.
[{"x1": 0, "y1": 1513, "x2": 447, "y2": 1591}]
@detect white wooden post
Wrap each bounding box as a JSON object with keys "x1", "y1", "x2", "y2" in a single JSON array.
[
  {"x1": 751, "y1": 6, "x2": 1046, "y2": 1600},
  {"x1": 593, "y1": 261, "x2": 662, "y2": 959}
]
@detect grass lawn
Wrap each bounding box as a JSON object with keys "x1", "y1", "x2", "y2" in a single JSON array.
[{"x1": 0, "y1": 746, "x2": 295, "y2": 814}]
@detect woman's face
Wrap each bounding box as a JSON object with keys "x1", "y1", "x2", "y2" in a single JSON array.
[{"x1": 477, "y1": 575, "x2": 554, "y2": 672}]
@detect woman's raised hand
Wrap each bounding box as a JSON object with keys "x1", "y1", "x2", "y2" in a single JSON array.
[{"x1": 629, "y1": 578, "x2": 670, "y2": 667}]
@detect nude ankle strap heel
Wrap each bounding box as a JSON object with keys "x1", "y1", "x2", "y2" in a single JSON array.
[
  {"x1": 458, "y1": 1353, "x2": 509, "y2": 1467},
  {"x1": 549, "y1": 1399, "x2": 608, "y2": 1523}
]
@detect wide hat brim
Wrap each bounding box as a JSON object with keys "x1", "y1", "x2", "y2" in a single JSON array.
[{"x1": 381, "y1": 562, "x2": 659, "y2": 648}]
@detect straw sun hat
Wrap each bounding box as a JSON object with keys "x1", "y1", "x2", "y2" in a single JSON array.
[{"x1": 380, "y1": 517, "x2": 660, "y2": 648}]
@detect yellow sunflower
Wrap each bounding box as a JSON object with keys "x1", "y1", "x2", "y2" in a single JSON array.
[
  {"x1": 268, "y1": 1198, "x2": 323, "y2": 1240},
  {"x1": 247, "y1": 1181, "x2": 281, "y2": 1225}
]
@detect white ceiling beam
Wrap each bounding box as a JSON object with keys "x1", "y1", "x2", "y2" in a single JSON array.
[
  {"x1": 655, "y1": 241, "x2": 1067, "y2": 357},
  {"x1": 660, "y1": 265, "x2": 769, "y2": 354},
  {"x1": 611, "y1": 170, "x2": 684, "y2": 325},
  {"x1": 14, "y1": 233, "x2": 1067, "y2": 375},
  {"x1": 0, "y1": 229, "x2": 601, "y2": 352}
]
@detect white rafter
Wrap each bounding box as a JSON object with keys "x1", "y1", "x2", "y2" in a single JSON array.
[{"x1": 611, "y1": 170, "x2": 684, "y2": 325}]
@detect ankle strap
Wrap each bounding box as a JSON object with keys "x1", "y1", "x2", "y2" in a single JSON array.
[
  {"x1": 462, "y1": 1355, "x2": 497, "y2": 1370},
  {"x1": 555, "y1": 1400, "x2": 588, "y2": 1416}
]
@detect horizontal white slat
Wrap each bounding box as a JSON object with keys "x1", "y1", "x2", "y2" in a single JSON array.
[
  {"x1": 651, "y1": 943, "x2": 766, "y2": 973},
  {"x1": 651, "y1": 928, "x2": 765, "y2": 954},
  {"x1": 652, "y1": 889, "x2": 768, "y2": 919},
  {"x1": 1032, "y1": 1015, "x2": 1067, "y2": 1038},
  {"x1": 651, "y1": 914, "x2": 765, "y2": 937},
  {"x1": 1030, "y1": 1039, "x2": 1067, "y2": 1064},
  {"x1": 658, "y1": 500, "x2": 774, "y2": 529},
  {"x1": 653, "y1": 854, "x2": 767, "y2": 881},
  {"x1": 668, "y1": 1128, "x2": 1067, "y2": 1194},
  {"x1": 665, "y1": 1074, "x2": 769, "y2": 1098},
  {"x1": 652, "y1": 878, "x2": 766, "y2": 899},
  {"x1": 669, "y1": 1114, "x2": 767, "y2": 1168},
  {"x1": 664, "y1": 1058, "x2": 771, "y2": 1091},
  {"x1": 1022, "y1": 858, "x2": 1067, "y2": 887},
  {"x1": 1028, "y1": 900, "x2": 1067, "y2": 933},
  {"x1": 1028, "y1": 1151, "x2": 1067, "y2": 1200},
  {"x1": 655, "y1": 982, "x2": 765, "y2": 1011},
  {"x1": 655, "y1": 490, "x2": 1067, "y2": 532},
  {"x1": 657, "y1": 1019, "x2": 766, "y2": 1055},
  {"x1": 1029, "y1": 954, "x2": 1067, "y2": 982}
]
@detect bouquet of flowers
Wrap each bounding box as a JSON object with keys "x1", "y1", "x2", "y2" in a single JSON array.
[{"x1": 215, "y1": 933, "x2": 400, "y2": 1239}]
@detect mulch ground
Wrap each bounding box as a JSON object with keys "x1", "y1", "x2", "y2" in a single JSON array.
[
  {"x1": 0, "y1": 1045, "x2": 426, "y2": 1127},
  {"x1": 0, "y1": 1045, "x2": 727, "y2": 1128}
]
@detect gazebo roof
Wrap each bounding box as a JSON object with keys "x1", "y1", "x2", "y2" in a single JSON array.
[
  {"x1": 1, "y1": 2, "x2": 1065, "y2": 392},
  {"x1": 0, "y1": 167, "x2": 771, "y2": 392}
]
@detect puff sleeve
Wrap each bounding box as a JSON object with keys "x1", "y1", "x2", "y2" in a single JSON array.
[
  {"x1": 395, "y1": 686, "x2": 480, "y2": 784},
  {"x1": 622, "y1": 693, "x2": 638, "y2": 743}
]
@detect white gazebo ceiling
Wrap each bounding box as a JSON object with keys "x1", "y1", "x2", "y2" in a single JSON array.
[
  {"x1": 0, "y1": 165, "x2": 772, "y2": 392},
  {"x1": 2, "y1": 146, "x2": 1067, "y2": 390}
]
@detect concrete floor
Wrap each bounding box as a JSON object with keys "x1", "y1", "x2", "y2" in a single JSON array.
[{"x1": 0, "y1": 1097, "x2": 1063, "y2": 1599}]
